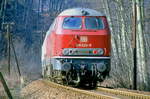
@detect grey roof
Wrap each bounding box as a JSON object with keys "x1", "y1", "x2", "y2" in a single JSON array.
[{"x1": 58, "y1": 8, "x2": 104, "y2": 16}]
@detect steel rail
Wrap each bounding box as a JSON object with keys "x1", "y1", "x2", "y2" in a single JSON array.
[{"x1": 97, "y1": 87, "x2": 150, "y2": 99}]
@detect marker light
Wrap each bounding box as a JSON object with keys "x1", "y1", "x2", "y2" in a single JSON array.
[
  {"x1": 93, "y1": 48, "x2": 104, "y2": 55},
  {"x1": 93, "y1": 50, "x2": 98, "y2": 54}
]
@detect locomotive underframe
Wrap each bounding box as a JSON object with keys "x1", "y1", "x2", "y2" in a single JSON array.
[{"x1": 42, "y1": 57, "x2": 110, "y2": 87}]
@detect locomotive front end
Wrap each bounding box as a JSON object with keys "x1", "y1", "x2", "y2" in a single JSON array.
[{"x1": 42, "y1": 8, "x2": 111, "y2": 87}]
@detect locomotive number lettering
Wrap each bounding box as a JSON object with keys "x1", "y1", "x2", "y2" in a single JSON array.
[{"x1": 76, "y1": 43, "x2": 92, "y2": 47}]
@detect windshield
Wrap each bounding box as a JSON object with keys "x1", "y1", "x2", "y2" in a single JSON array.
[
  {"x1": 85, "y1": 17, "x2": 104, "y2": 29},
  {"x1": 63, "y1": 17, "x2": 82, "y2": 29}
]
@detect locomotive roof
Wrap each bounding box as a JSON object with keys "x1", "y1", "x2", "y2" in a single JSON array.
[{"x1": 59, "y1": 8, "x2": 104, "y2": 16}]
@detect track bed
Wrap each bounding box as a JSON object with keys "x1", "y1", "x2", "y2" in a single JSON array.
[{"x1": 21, "y1": 80, "x2": 150, "y2": 99}]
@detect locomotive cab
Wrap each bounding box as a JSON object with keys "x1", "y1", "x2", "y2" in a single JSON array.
[{"x1": 42, "y1": 8, "x2": 111, "y2": 87}]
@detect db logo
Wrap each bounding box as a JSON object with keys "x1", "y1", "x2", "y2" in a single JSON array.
[{"x1": 80, "y1": 36, "x2": 88, "y2": 42}]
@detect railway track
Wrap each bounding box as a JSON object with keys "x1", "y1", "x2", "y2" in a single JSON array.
[
  {"x1": 43, "y1": 80, "x2": 115, "y2": 99},
  {"x1": 96, "y1": 87, "x2": 150, "y2": 99},
  {"x1": 43, "y1": 80, "x2": 150, "y2": 99}
]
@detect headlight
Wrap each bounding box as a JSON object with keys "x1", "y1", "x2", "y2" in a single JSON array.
[
  {"x1": 62, "y1": 49, "x2": 69, "y2": 55},
  {"x1": 62, "y1": 48, "x2": 76, "y2": 55},
  {"x1": 98, "y1": 48, "x2": 104, "y2": 55}
]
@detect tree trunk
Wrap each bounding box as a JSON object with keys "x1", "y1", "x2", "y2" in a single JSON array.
[{"x1": 136, "y1": 0, "x2": 148, "y2": 90}]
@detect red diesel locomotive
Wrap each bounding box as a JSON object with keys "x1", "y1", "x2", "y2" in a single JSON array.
[{"x1": 42, "y1": 8, "x2": 111, "y2": 87}]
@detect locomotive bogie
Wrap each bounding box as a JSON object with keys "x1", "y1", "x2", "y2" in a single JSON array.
[{"x1": 42, "y1": 57, "x2": 110, "y2": 86}]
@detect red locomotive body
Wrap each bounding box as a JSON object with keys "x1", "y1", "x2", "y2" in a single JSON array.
[{"x1": 42, "y1": 8, "x2": 111, "y2": 87}]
